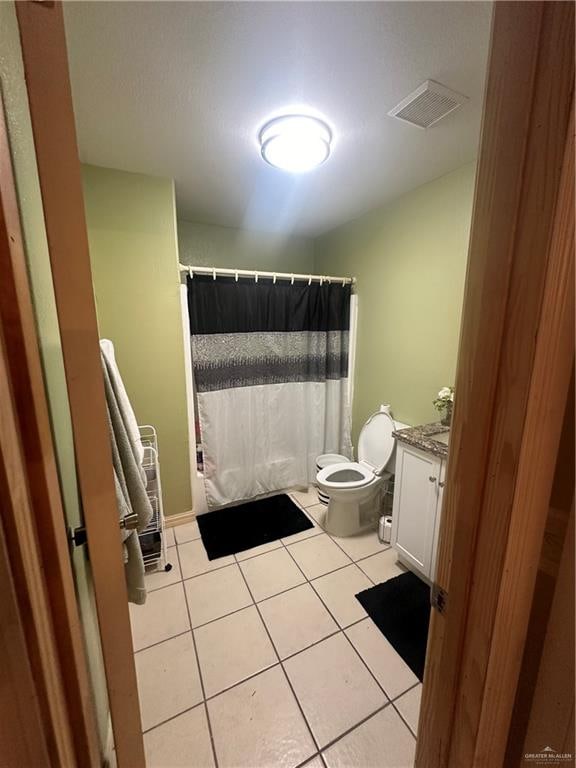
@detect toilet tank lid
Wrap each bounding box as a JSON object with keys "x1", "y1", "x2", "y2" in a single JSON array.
[{"x1": 358, "y1": 410, "x2": 396, "y2": 473}]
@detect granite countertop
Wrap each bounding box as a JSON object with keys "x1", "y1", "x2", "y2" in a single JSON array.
[{"x1": 392, "y1": 421, "x2": 450, "y2": 459}]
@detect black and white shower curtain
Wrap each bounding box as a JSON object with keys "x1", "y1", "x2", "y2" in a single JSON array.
[{"x1": 187, "y1": 274, "x2": 353, "y2": 508}]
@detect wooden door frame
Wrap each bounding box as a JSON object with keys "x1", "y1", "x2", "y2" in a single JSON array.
[
  {"x1": 416, "y1": 3, "x2": 574, "y2": 766},
  {"x1": 15, "y1": 2, "x2": 145, "y2": 767},
  {"x1": 0, "y1": 84, "x2": 101, "y2": 767},
  {"x1": 3, "y1": 1, "x2": 573, "y2": 766},
  {"x1": 0, "y1": 327, "x2": 56, "y2": 767}
]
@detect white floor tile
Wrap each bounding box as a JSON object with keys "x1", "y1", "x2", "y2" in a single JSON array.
[
  {"x1": 302, "y1": 758, "x2": 325, "y2": 768},
  {"x1": 130, "y1": 582, "x2": 190, "y2": 652},
  {"x1": 259, "y1": 584, "x2": 338, "y2": 659},
  {"x1": 287, "y1": 534, "x2": 351, "y2": 580},
  {"x1": 145, "y1": 555, "x2": 182, "y2": 592},
  {"x1": 330, "y1": 529, "x2": 386, "y2": 562},
  {"x1": 345, "y1": 619, "x2": 419, "y2": 699},
  {"x1": 290, "y1": 487, "x2": 321, "y2": 508},
  {"x1": 144, "y1": 704, "x2": 215, "y2": 768},
  {"x1": 356, "y1": 548, "x2": 406, "y2": 584},
  {"x1": 195, "y1": 606, "x2": 277, "y2": 697},
  {"x1": 135, "y1": 632, "x2": 203, "y2": 732},
  {"x1": 395, "y1": 684, "x2": 422, "y2": 735},
  {"x1": 239, "y1": 547, "x2": 306, "y2": 602},
  {"x1": 283, "y1": 633, "x2": 386, "y2": 748},
  {"x1": 208, "y1": 666, "x2": 316, "y2": 768},
  {"x1": 322, "y1": 705, "x2": 416, "y2": 768},
  {"x1": 174, "y1": 519, "x2": 201, "y2": 545},
  {"x1": 311, "y1": 564, "x2": 371, "y2": 628},
  {"x1": 235, "y1": 539, "x2": 283, "y2": 561},
  {"x1": 163, "y1": 527, "x2": 176, "y2": 547},
  {"x1": 305, "y1": 503, "x2": 328, "y2": 528},
  {"x1": 184, "y1": 564, "x2": 252, "y2": 627},
  {"x1": 281, "y1": 521, "x2": 323, "y2": 546},
  {"x1": 178, "y1": 538, "x2": 234, "y2": 579}
]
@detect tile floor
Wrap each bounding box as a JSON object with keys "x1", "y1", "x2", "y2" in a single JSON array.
[{"x1": 131, "y1": 488, "x2": 420, "y2": 768}]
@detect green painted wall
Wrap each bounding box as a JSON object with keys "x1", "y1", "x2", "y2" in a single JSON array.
[
  {"x1": 0, "y1": 2, "x2": 109, "y2": 750},
  {"x1": 315, "y1": 163, "x2": 475, "y2": 440},
  {"x1": 83, "y1": 165, "x2": 191, "y2": 518},
  {"x1": 178, "y1": 220, "x2": 315, "y2": 273}
]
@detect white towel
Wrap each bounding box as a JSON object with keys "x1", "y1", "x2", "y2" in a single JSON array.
[{"x1": 99, "y1": 339, "x2": 144, "y2": 466}]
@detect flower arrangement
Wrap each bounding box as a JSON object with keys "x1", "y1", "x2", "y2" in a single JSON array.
[{"x1": 433, "y1": 386, "x2": 454, "y2": 426}]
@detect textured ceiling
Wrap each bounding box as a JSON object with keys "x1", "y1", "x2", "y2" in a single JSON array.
[{"x1": 64, "y1": 1, "x2": 491, "y2": 236}]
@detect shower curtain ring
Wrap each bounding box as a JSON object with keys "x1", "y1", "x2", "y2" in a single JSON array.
[
  {"x1": 273, "y1": 274, "x2": 277, "y2": 284},
  {"x1": 291, "y1": 274, "x2": 294, "y2": 285},
  {"x1": 255, "y1": 271, "x2": 259, "y2": 283},
  {"x1": 308, "y1": 275, "x2": 312, "y2": 286},
  {"x1": 212, "y1": 268, "x2": 216, "y2": 280},
  {"x1": 188, "y1": 267, "x2": 193, "y2": 279},
  {"x1": 235, "y1": 270, "x2": 239, "y2": 282},
  {"x1": 342, "y1": 278, "x2": 346, "y2": 287},
  {"x1": 320, "y1": 276, "x2": 324, "y2": 286}
]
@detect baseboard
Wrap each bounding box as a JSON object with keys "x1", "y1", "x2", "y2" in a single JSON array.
[{"x1": 164, "y1": 510, "x2": 196, "y2": 527}]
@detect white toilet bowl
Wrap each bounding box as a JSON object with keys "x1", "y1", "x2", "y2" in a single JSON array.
[{"x1": 316, "y1": 407, "x2": 396, "y2": 537}]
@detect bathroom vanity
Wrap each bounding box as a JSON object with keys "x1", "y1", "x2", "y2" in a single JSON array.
[{"x1": 390, "y1": 423, "x2": 449, "y2": 583}]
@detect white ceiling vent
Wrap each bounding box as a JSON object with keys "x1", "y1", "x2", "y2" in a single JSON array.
[{"x1": 388, "y1": 80, "x2": 468, "y2": 129}]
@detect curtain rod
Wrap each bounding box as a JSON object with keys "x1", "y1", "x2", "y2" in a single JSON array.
[{"x1": 179, "y1": 263, "x2": 355, "y2": 286}]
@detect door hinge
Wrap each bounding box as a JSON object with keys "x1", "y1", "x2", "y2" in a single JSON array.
[{"x1": 431, "y1": 583, "x2": 448, "y2": 614}]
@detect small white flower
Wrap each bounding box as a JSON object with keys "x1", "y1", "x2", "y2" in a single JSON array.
[{"x1": 438, "y1": 387, "x2": 451, "y2": 399}]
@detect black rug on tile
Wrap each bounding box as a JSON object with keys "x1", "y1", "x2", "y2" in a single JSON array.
[
  {"x1": 196, "y1": 493, "x2": 314, "y2": 560},
  {"x1": 355, "y1": 571, "x2": 431, "y2": 681}
]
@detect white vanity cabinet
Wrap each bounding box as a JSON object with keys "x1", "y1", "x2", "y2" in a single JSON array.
[{"x1": 391, "y1": 442, "x2": 445, "y2": 582}]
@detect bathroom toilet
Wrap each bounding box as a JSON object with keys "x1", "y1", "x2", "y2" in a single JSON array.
[{"x1": 316, "y1": 406, "x2": 396, "y2": 537}]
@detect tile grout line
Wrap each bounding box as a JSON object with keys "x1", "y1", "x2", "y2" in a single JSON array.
[
  {"x1": 293, "y1": 493, "x2": 393, "y2": 556},
  {"x1": 141, "y1": 700, "x2": 208, "y2": 737},
  {"x1": 141, "y1": 675, "x2": 420, "y2": 752},
  {"x1": 390, "y1": 681, "x2": 422, "y2": 740},
  {"x1": 140, "y1": 631, "x2": 421, "y2": 723},
  {"x1": 145, "y1": 500, "x2": 417, "y2": 756},
  {"x1": 142, "y1": 564, "x2": 369, "y2": 650},
  {"x1": 151, "y1": 540, "x2": 359, "y2": 594},
  {"x1": 318, "y1": 700, "x2": 392, "y2": 756},
  {"x1": 233, "y1": 550, "x2": 322, "y2": 760},
  {"x1": 277, "y1": 538, "x2": 397, "y2": 702},
  {"x1": 391, "y1": 704, "x2": 418, "y2": 740},
  {"x1": 278, "y1": 533, "x2": 417, "y2": 719},
  {"x1": 172, "y1": 499, "x2": 390, "y2": 589},
  {"x1": 172, "y1": 518, "x2": 412, "y2": 686},
  {"x1": 315, "y1": 679, "x2": 422, "y2": 759},
  {"x1": 173, "y1": 543, "x2": 221, "y2": 768},
  {"x1": 134, "y1": 627, "x2": 191, "y2": 655}
]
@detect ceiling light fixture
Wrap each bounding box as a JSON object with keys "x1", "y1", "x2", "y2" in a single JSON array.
[{"x1": 259, "y1": 114, "x2": 332, "y2": 173}]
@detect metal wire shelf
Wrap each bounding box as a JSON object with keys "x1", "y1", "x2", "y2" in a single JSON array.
[{"x1": 139, "y1": 425, "x2": 172, "y2": 573}]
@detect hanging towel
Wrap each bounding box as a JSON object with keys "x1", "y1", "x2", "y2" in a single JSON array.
[
  {"x1": 100, "y1": 339, "x2": 145, "y2": 467},
  {"x1": 101, "y1": 351, "x2": 153, "y2": 604}
]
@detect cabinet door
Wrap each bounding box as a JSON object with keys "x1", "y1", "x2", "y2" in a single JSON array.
[
  {"x1": 391, "y1": 444, "x2": 442, "y2": 578},
  {"x1": 430, "y1": 460, "x2": 446, "y2": 582}
]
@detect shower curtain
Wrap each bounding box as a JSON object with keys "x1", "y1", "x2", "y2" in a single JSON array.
[{"x1": 187, "y1": 274, "x2": 353, "y2": 508}]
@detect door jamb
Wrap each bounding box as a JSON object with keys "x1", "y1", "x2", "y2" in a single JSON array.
[
  {"x1": 416, "y1": 3, "x2": 574, "y2": 765},
  {"x1": 6, "y1": 1, "x2": 574, "y2": 767},
  {"x1": 15, "y1": 2, "x2": 146, "y2": 766},
  {"x1": 0, "y1": 83, "x2": 101, "y2": 767}
]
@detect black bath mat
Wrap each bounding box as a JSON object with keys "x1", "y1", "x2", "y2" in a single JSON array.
[
  {"x1": 196, "y1": 493, "x2": 314, "y2": 560},
  {"x1": 355, "y1": 571, "x2": 431, "y2": 680}
]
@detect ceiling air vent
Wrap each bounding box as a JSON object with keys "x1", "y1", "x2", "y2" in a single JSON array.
[{"x1": 388, "y1": 80, "x2": 468, "y2": 129}]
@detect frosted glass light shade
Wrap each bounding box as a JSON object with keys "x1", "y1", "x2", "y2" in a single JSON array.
[{"x1": 259, "y1": 115, "x2": 332, "y2": 173}]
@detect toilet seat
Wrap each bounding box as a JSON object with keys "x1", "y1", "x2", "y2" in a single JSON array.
[{"x1": 317, "y1": 461, "x2": 375, "y2": 489}]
